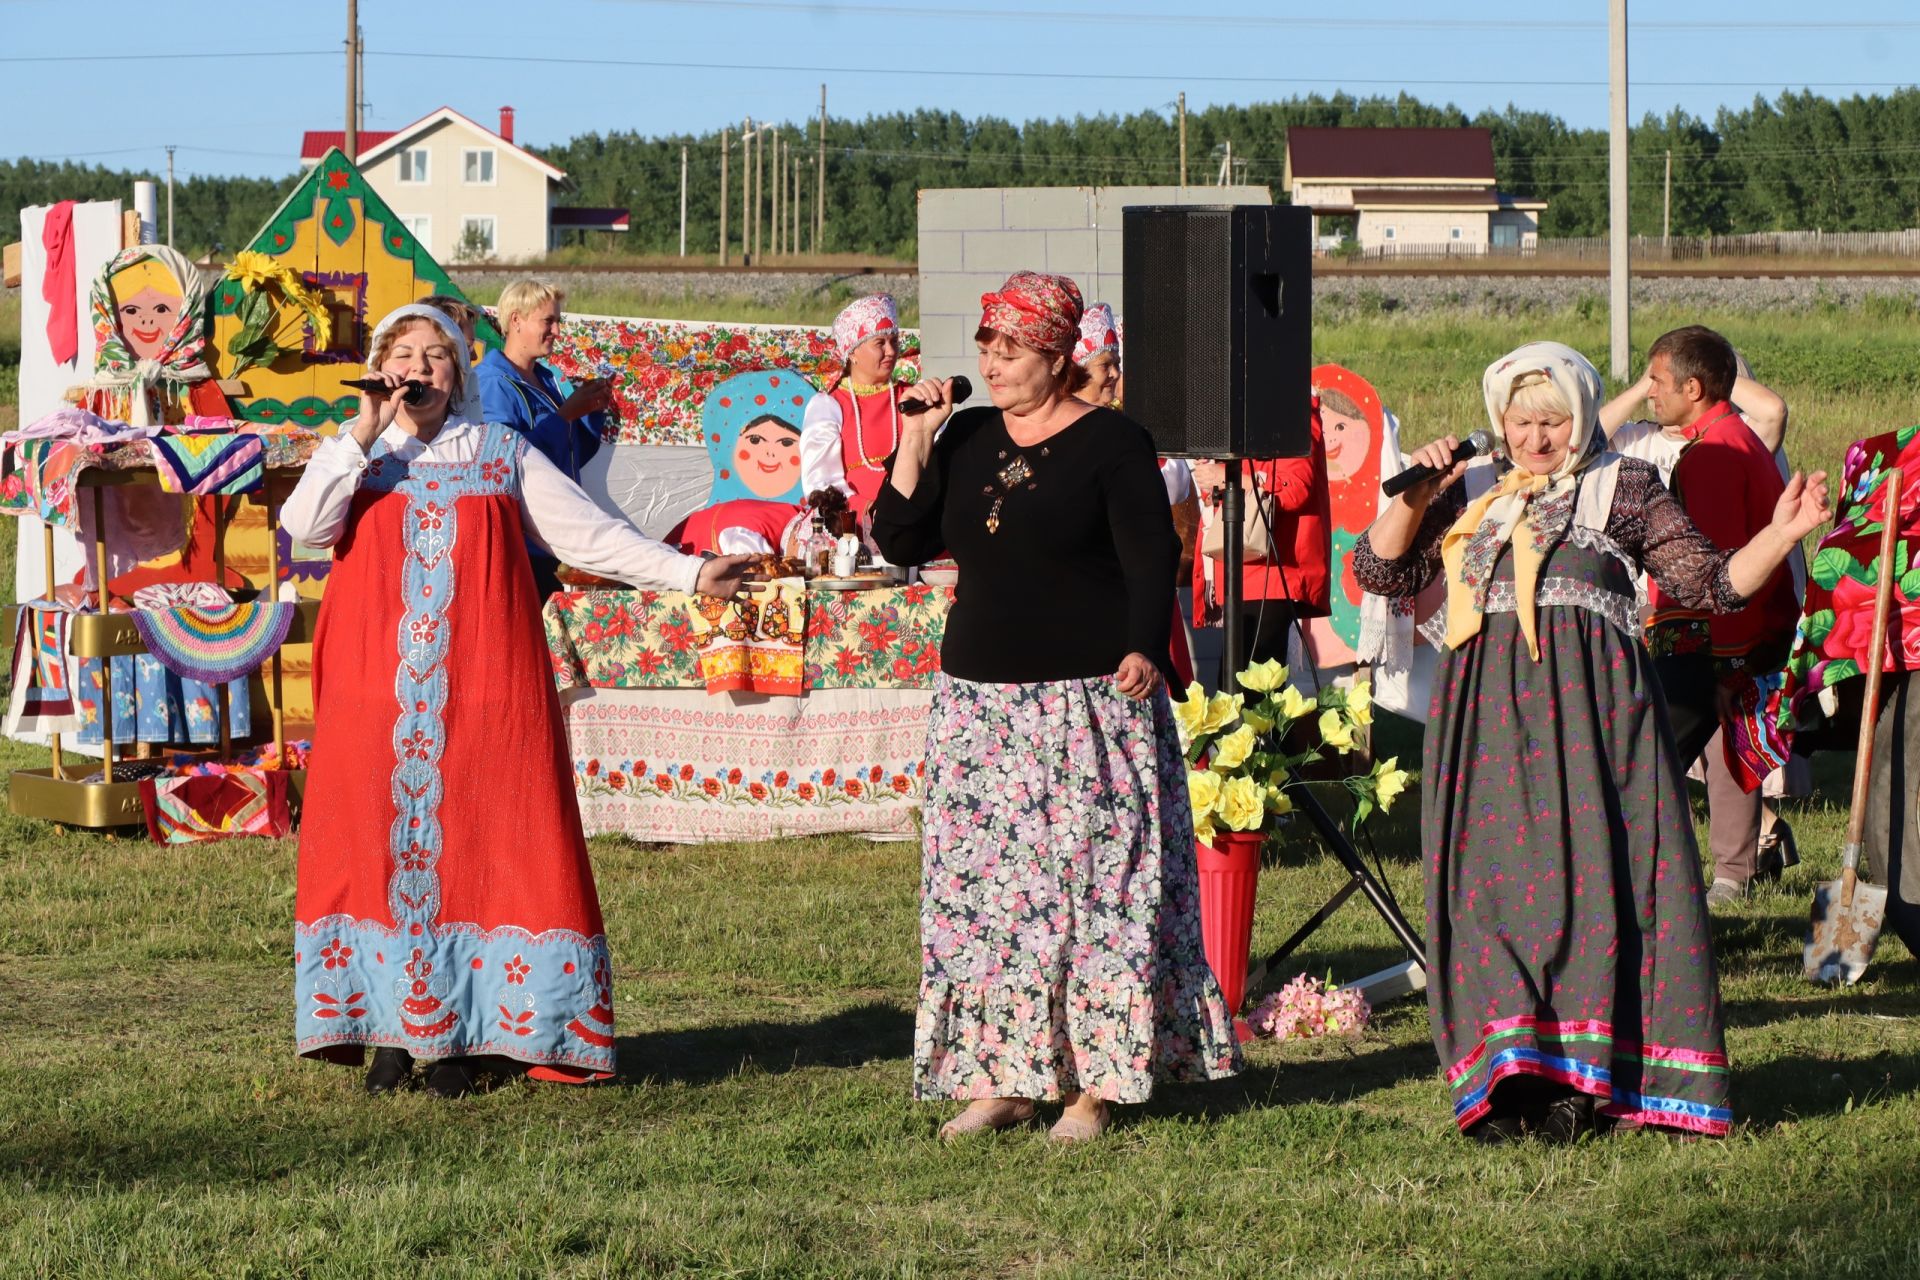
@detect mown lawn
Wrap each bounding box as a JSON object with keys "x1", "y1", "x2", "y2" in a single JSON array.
[{"x1": 3, "y1": 298, "x2": 1920, "y2": 1277}]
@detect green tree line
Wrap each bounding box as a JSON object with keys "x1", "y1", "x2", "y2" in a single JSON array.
[{"x1": 7, "y1": 88, "x2": 1920, "y2": 260}]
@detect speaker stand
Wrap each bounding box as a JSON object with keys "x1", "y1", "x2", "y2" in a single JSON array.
[
  {"x1": 1252, "y1": 786, "x2": 1427, "y2": 988},
  {"x1": 1212, "y1": 460, "x2": 1427, "y2": 988}
]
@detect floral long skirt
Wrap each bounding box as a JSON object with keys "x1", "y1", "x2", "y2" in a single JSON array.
[{"x1": 912, "y1": 673, "x2": 1243, "y2": 1103}]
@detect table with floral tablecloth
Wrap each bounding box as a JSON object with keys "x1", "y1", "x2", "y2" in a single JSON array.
[{"x1": 542, "y1": 584, "x2": 953, "y2": 843}]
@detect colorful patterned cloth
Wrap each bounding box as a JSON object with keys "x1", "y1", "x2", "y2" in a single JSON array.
[
  {"x1": 686, "y1": 579, "x2": 807, "y2": 695},
  {"x1": 150, "y1": 432, "x2": 266, "y2": 495},
  {"x1": 75, "y1": 653, "x2": 253, "y2": 747},
  {"x1": 4, "y1": 606, "x2": 80, "y2": 735},
  {"x1": 913, "y1": 674, "x2": 1242, "y2": 1102},
  {"x1": 544, "y1": 584, "x2": 953, "y2": 692},
  {"x1": 979, "y1": 272, "x2": 1083, "y2": 355},
  {"x1": 545, "y1": 316, "x2": 920, "y2": 447},
  {"x1": 1780, "y1": 424, "x2": 1920, "y2": 734},
  {"x1": 129, "y1": 601, "x2": 297, "y2": 685},
  {"x1": 139, "y1": 768, "x2": 293, "y2": 844},
  {"x1": 832, "y1": 294, "x2": 899, "y2": 360}
]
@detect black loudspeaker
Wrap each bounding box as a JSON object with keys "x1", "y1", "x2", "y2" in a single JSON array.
[{"x1": 1121, "y1": 203, "x2": 1313, "y2": 459}]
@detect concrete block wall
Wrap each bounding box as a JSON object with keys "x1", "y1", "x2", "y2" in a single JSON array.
[{"x1": 916, "y1": 185, "x2": 1272, "y2": 385}]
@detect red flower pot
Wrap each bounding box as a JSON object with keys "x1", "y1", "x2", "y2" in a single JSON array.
[{"x1": 1195, "y1": 830, "x2": 1263, "y2": 1022}]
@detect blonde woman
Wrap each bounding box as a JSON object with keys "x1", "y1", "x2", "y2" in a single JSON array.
[
  {"x1": 286, "y1": 303, "x2": 749, "y2": 1099},
  {"x1": 1354, "y1": 342, "x2": 1829, "y2": 1144}
]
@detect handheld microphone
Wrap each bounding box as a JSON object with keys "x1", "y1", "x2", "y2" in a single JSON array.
[
  {"x1": 340, "y1": 376, "x2": 428, "y2": 405},
  {"x1": 1381, "y1": 430, "x2": 1493, "y2": 498},
  {"x1": 899, "y1": 375, "x2": 972, "y2": 416}
]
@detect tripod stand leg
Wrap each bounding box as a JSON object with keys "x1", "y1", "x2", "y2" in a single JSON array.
[{"x1": 1258, "y1": 788, "x2": 1428, "y2": 978}]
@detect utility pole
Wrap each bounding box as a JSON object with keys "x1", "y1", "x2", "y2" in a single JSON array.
[
  {"x1": 344, "y1": 0, "x2": 358, "y2": 158},
  {"x1": 753, "y1": 124, "x2": 764, "y2": 263},
  {"x1": 772, "y1": 133, "x2": 782, "y2": 259},
  {"x1": 679, "y1": 144, "x2": 688, "y2": 257},
  {"x1": 790, "y1": 146, "x2": 799, "y2": 256},
  {"x1": 817, "y1": 85, "x2": 827, "y2": 253},
  {"x1": 1607, "y1": 0, "x2": 1629, "y2": 381},
  {"x1": 356, "y1": 24, "x2": 366, "y2": 134},
  {"x1": 1178, "y1": 91, "x2": 1188, "y2": 189},
  {"x1": 1662, "y1": 148, "x2": 1673, "y2": 251},
  {"x1": 165, "y1": 145, "x2": 175, "y2": 248},
  {"x1": 742, "y1": 116, "x2": 752, "y2": 265},
  {"x1": 719, "y1": 127, "x2": 729, "y2": 265}
]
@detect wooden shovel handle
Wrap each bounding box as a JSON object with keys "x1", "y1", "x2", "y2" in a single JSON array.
[{"x1": 1846, "y1": 466, "x2": 1903, "y2": 849}]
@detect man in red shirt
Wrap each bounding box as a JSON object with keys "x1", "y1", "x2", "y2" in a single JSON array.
[{"x1": 1643, "y1": 325, "x2": 1800, "y2": 905}]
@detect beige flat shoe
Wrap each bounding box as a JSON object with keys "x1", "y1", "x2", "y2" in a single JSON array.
[
  {"x1": 1048, "y1": 1102, "x2": 1111, "y2": 1144},
  {"x1": 939, "y1": 1098, "x2": 1037, "y2": 1140}
]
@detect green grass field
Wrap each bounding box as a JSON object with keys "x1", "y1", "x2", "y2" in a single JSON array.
[{"x1": 4, "y1": 293, "x2": 1920, "y2": 1277}]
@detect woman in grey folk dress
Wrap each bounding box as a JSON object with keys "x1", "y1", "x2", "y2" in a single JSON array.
[{"x1": 1353, "y1": 342, "x2": 1829, "y2": 1143}]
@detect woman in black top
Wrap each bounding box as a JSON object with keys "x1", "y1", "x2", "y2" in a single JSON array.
[{"x1": 872, "y1": 271, "x2": 1241, "y2": 1144}]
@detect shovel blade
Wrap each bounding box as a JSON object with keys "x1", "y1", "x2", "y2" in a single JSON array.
[{"x1": 1804, "y1": 879, "x2": 1890, "y2": 985}]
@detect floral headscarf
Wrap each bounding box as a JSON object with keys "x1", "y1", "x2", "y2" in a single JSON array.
[
  {"x1": 980, "y1": 272, "x2": 1083, "y2": 355},
  {"x1": 82, "y1": 245, "x2": 210, "y2": 426},
  {"x1": 831, "y1": 294, "x2": 899, "y2": 361},
  {"x1": 1438, "y1": 341, "x2": 1605, "y2": 660},
  {"x1": 1074, "y1": 303, "x2": 1120, "y2": 367}
]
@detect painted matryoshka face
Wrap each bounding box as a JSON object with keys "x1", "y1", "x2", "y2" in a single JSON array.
[
  {"x1": 1322, "y1": 407, "x2": 1373, "y2": 483},
  {"x1": 735, "y1": 414, "x2": 802, "y2": 498},
  {"x1": 116, "y1": 286, "x2": 184, "y2": 361}
]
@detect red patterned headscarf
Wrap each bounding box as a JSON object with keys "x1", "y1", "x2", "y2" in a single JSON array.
[{"x1": 980, "y1": 272, "x2": 1083, "y2": 355}]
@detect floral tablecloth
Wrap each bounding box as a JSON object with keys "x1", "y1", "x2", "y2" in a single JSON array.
[
  {"x1": 547, "y1": 584, "x2": 953, "y2": 843},
  {"x1": 544, "y1": 585, "x2": 954, "y2": 692}
]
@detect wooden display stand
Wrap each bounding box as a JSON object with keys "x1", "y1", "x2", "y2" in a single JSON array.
[{"x1": 9, "y1": 467, "x2": 318, "y2": 828}]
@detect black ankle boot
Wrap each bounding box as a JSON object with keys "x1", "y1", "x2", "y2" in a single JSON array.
[
  {"x1": 365, "y1": 1047, "x2": 415, "y2": 1095},
  {"x1": 424, "y1": 1057, "x2": 479, "y2": 1099},
  {"x1": 1535, "y1": 1092, "x2": 1598, "y2": 1144}
]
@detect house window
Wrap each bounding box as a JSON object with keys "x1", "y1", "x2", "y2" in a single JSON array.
[
  {"x1": 403, "y1": 216, "x2": 431, "y2": 251},
  {"x1": 398, "y1": 148, "x2": 429, "y2": 183},
  {"x1": 463, "y1": 149, "x2": 496, "y2": 184},
  {"x1": 1492, "y1": 223, "x2": 1522, "y2": 248},
  {"x1": 1382, "y1": 226, "x2": 1396, "y2": 240},
  {"x1": 458, "y1": 216, "x2": 497, "y2": 261},
  {"x1": 1449, "y1": 227, "x2": 1463, "y2": 240}
]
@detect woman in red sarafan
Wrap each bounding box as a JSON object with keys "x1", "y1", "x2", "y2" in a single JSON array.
[{"x1": 282, "y1": 304, "x2": 750, "y2": 1098}]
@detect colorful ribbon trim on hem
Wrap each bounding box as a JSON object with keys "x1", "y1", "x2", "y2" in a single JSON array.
[
  {"x1": 128, "y1": 601, "x2": 296, "y2": 685},
  {"x1": 1448, "y1": 1019, "x2": 1733, "y2": 1137}
]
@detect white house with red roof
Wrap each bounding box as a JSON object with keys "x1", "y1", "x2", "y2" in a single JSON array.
[
  {"x1": 300, "y1": 106, "x2": 627, "y2": 263},
  {"x1": 1284, "y1": 127, "x2": 1545, "y2": 254}
]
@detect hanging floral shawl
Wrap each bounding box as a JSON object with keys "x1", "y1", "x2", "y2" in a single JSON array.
[
  {"x1": 79, "y1": 245, "x2": 213, "y2": 427},
  {"x1": 1439, "y1": 341, "x2": 1607, "y2": 661}
]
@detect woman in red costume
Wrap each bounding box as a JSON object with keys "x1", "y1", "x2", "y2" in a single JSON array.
[
  {"x1": 283, "y1": 304, "x2": 750, "y2": 1098},
  {"x1": 800, "y1": 293, "x2": 907, "y2": 526}
]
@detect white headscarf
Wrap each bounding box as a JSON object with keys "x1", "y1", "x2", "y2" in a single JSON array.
[{"x1": 367, "y1": 304, "x2": 476, "y2": 421}]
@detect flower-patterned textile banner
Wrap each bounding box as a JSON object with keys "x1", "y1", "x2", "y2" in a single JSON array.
[
  {"x1": 545, "y1": 314, "x2": 921, "y2": 448},
  {"x1": 544, "y1": 584, "x2": 953, "y2": 692},
  {"x1": 564, "y1": 685, "x2": 930, "y2": 843},
  {"x1": 1781, "y1": 423, "x2": 1920, "y2": 730}
]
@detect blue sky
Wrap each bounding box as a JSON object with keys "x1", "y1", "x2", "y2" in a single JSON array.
[{"x1": 5, "y1": 0, "x2": 1917, "y2": 178}]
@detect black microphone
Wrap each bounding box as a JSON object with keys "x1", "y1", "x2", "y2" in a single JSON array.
[
  {"x1": 340, "y1": 376, "x2": 428, "y2": 405},
  {"x1": 899, "y1": 375, "x2": 972, "y2": 416},
  {"x1": 1381, "y1": 430, "x2": 1493, "y2": 498}
]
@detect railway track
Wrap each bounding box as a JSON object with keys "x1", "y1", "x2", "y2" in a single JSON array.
[{"x1": 449, "y1": 261, "x2": 1920, "y2": 280}]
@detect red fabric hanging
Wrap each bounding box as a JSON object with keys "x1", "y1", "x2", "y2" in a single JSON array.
[{"x1": 41, "y1": 201, "x2": 78, "y2": 365}]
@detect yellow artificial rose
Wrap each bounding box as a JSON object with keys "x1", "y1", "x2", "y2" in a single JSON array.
[
  {"x1": 1375, "y1": 758, "x2": 1411, "y2": 811},
  {"x1": 1193, "y1": 811, "x2": 1217, "y2": 845},
  {"x1": 1276, "y1": 685, "x2": 1317, "y2": 723},
  {"x1": 1267, "y1": 765, "x2": 1291, "y2": 787},
  {"x1": 1346, "y1": 679, "x2": 1374, "y2": 726},
  {"x1": 1201, "y1": 691, "x2": 1244, "y2": 734},
  {"x1": 1210, "y1": 724, "x2": 1256, "y2": 771},
  {"x1": 1319, "y1": 708, "x2": 1356, "y2": 753},
  {"x1": 1240, "y1": 707, "x2": 1275, "y2": 735},
  {"x1": 1264, "y1": 784, "x2": 1294, "y2": 815},
  {"x1": 1237, "y1": 658, "x2": 1289, "y2": 693},
  {"x1": 1217, "y1": 775, "x2": 1266, "y2": 831},
  {"x1": 1188, "y1": 768, "x2": 1223, "y2": 817},
  {"x1": 1172, "y1": 681, "x2": 1209, "y2": 747}
]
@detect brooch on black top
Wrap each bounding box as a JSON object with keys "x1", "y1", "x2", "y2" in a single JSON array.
[{"x1": 984, "y1": 453, "x2": 1034, "y2": 534}]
